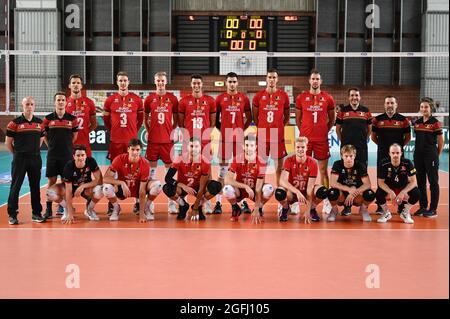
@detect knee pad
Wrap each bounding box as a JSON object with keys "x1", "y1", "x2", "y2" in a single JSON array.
[
  {"x1": 92, "y1": 185, "x2": 103, "y2": 200},
  {"x1": 206, "y1": 180, "x2": 222, "y2": 196},
  {"x1": 262, "y1": 184, "x2": 274, "y2": 199},
  {"x1": 275, "y1": 188, "x2": 287, "y2": 201},
  {"x1": 362, "y1": 189, "x2": 375, "y2": 202},
  {"x1": 163, "y1": 183, "x2": 177, "y2": 198},
  {"x1": 148, "y1": 180, "x2": 162, "y2": 196},
  {"x1": 46, "y1": 188, "x2": 59, "y2": 202},
  {"x1": 327, "y1": 188, "x2": 340, "y2": 201},
  {"x1": 408, "y1": 187, "x2": 420, "y2": 205},
  {"x1": 102, "y1": 184, "x2": 117, "y2": 199},
  {"x1": 222, "y1": 185, "x2": 236, "y2": 199},
  {"x1": 375, "y1": 188, "x2": 387, "y2": 204},
  {"x1": 315, "y1": 186, "x2": 328, "y2": 200}
]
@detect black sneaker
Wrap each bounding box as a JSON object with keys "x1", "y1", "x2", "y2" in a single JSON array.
[
  {"x1": 56, "y1": 204, "x2": 65, "y2": 216},
  {"x1": 43, "y1": 206, "x2": 53, "y2": 220},
  {"x1": 310, "y1": 208, "x2": 321, "y2": 222},
  {"x1": 8, "y1": 216, "x2": 19, "y2": 225},
  {"x1": 230, "y1": 204, "x2": 242, "y2": 222},
  {"x1": 259, "y1": 207, "x2": 264, "y2": 217},
  {"x1": 340, "y1": 206, "x2": 352, "y2": 216},
  {"x1": 397, "y1": 202, "x2": 405, "y2": 215},
  {"x1": 375, "y1": 204, "x2": 383, "y2": 215},
  {"x1": 213, "y1": 201, "x2": 222, "y2": 214},
  {"x1": 107, "y1": 201, "x2": 114, "y2": 216},
  {"x1": 279, "y1": 207, "x2": 289, "y2": 222},
  {"x1": 133, "y1": 202, "x2": 140, "y2": 215},
  {"x1": 198, "y1": 206, "x2": 206, "y2": 221},
  {"x1": 241, "y1": 200, "x2": 251, "y2": 214},
  {"x1": 423, "y1": 210, "x2": 438, "y2": 218},
  {"x1": 413, "y1": 207, "x2": 427, "y2": 217},
  {"x1": 177, "y1": 204, "x2": 189, "y2": 220},
  {"x1": 32, "y1": 214, "x2": 46, "y2": 223}
]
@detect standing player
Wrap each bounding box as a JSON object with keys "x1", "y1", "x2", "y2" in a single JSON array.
[
  {"x1": 162, "y1": 138, "x2": 221, "y2": 221},
  {"x1": 65, "y1": 74, "x2": 97, "y2": 157},
  {"x1": 103, "y1": 71, "x2": 144, "y2": 214},
  {"x1": 413, "y1": 97, "x2": 444, "y2": 218},
  {"x1": 275, "y1": 137, "x2": 328, "y2": 223},
  {"x1": 102, "y1": 139, "x2": 162, "y2": 222},
  {"x1": 371, "y1": 96, "x2": 411, "y2": 214},
  {"x1": 6, "y1": 96, "x2": 46, "y2": 225},
  {"x1": 43, "y1": 92, "x2": 78, "y2": 219},
  {"x1": 335, "y1": 88, "x2": 372, "y2": 216},
  {"x1": 376, "y1": 144, "x2": 419, "y2": 224},
  {"x1": 178, "y1": 74, "x2": 217, "y2": 213},
  {"x1": 295, "y1": 69, "x2": 336, "y2": 215},
  {"x1": 46, "y1": 145, "x2": 103, "y2": 223},
  {"x1": 144, "y1": 71, "x2": 179, "y2": 214},
  {"x1": 222, "y1": 135, "x2": 274, "y2": 223},
  {"x1": 326, "y1": 145, "x2": 375, "y2": 222},
  {"x1": 214, "y1": 72, "x2": 252, "y2": 215}
]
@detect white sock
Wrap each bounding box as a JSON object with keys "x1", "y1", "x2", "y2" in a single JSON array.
[
  {"x1": 403, "y1": 203, "x2": 411, "y2": 214},
  {"x1": 216, "y1": 194, "x2": 222, "y2": 203},
  {"x1": 150, "y1": 167, "x2": 157, "y2": 180},
  {"x1": 113, "y1": 202, "x2": 120, "y2": 210},
  {"x1": 381, "y1": 204, "x2": 389, "y2": 213},
  {"x1": 87, "y1": 200, "x2": 95, "y2": 210},
  {"x1": 177, "y1": 197, "x2": 186, "y2": 206}
]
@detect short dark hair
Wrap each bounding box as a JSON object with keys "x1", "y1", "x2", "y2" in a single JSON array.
[
  {"x1": 54, "y1": 91, "x2": 67, "y2": 101},
  {"x1": 73, "y1": 144, "x2": 87, "y2": 155},
  {"x1": 191, "y1": 74, "x2": 203, "y2": 81},
  {"x1": 384, "y1": 95, "x2": 398, "y2": 103},
  {"x1": 267, "y1": 68, "x2": 278, "y2": 75},
  {"x1": 420, "y1": 97, "x2": 435, "y2": 111},
  {"x1": 310, "y1": 68, "x2": 321, "y2": 76},
  {"x1": 128, "y1": 138, "x2": 142, "y2": 148},
  {"x1": 348, "y1": 87, "x2": 360, "y2": 96},
  {"x1": 69, "y1": 74, "x2": 83, "y2": 83},
  {"x1": 226, "y1": 72, "x2": 238, "y2": 79}
]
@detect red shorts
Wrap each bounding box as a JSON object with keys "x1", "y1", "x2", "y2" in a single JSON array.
[
  {"x1": 107, "y1": 142, "x2": 128, "y2": 162},
  {"x1": 306, "y1": 140, "x2": 330, "y2": 160},
  {"x1": 146, "y1": 143, "x2": 173, "y2": 164},
  {"x1": 236, "y1": 187, "x2": 256, "y2": 202},
  {"x1": 262, "y1": 140, "x2": 287, "y2": 159}
]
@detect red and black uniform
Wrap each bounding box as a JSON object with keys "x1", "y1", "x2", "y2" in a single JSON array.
[
  {"x1": 331, "y1": 159, "x2": 368, "y2": 198},
  {"x1": 253, "y1": 89, "x2": 290, "y2": 159},
  {"x1": 62, "y1": 157, "x2": 100, "y2": 197},
  {"x1": 216, "y1": 92, "x2": 250, "y2": 160},
  {"x1": 43, "y1": 112, "x2": 78, "y2": 177},
  {"x1": 413, "y1": 116, "x2": 443, "y2": 211},
  {"x1": 295, "y1": 91, "x2": 335, "y2": 160},
  {"x1": 66, "y1": 96, "x2": 96, "y2": 157},
  {"x1": 144, "y1": 92, "x2": 178, "y2": 164},
  {"x1": 109, "y1": 154, "x2": 150, "y2": 199},
  {"x1": 282, "y1": 155, "x2": 318, "y2": 201},
  {"x1": 172, "y1": 156, "x2": 211, "y2": 196},
  {"x1": 336, "y1": 104, "x2": 372, "y2": 166},
  {"x1": 229, "y1": 154, "x2": 266, "y2": 201},
  {"x1": 6, "y1": 115, "x2": 45, "y2": 218}
]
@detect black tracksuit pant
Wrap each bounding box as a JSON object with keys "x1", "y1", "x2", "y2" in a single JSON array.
[{"x1": 414, "y1": 151, "x2": 439, "y2": 211}]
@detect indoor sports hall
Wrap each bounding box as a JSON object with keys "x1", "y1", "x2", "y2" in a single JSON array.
[{"x1": 0, "y1": 0, "x2": 448, "y2": 299}]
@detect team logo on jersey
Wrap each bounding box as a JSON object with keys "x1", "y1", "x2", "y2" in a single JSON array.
[
  {"x1": 202, "y1": 100, "x2": 208, "y2": 106},
  {"x1": 262, "y1": 96, "x2": 267, "y2": 100},
  {"x1": 275, "y1": 96, "x2": 281, "y2": 101},
  {"x1": 394, "y1": 121, "x2": 399, "y2": 126},
  {"x1": 305, "y1": 97, "x2": 310, "y2": 101},
  {"x1": 19, "y1": 124, "x2": 25, "y2": 129},
  {"x1": 380, "y1": 121, "x2": 384, "y2": 125}
]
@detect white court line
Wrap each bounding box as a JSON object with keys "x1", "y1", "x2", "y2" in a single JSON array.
[{"x1": 0, "y1": 228, "x2": 448, "y2": 232}]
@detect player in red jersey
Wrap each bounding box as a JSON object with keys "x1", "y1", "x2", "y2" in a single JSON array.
[
  {"x1": 275, "y1": 137, "x2": 328, "y2": 223},
  {"x1": 144, "y1": 71, "x2": 179, "y2": 215},
  {"x1": 65, "y1": 74, "x2": 97, "y2": 157},
  {"x1": 214, "y1": 72, "x2": 252, "y2": 215},
  {"x1": 252, "y1": 68, "x2": 290, "y2": 183},
  {"x1": 222, "y1": 135, "x2": 274, "y2": 224},
  {"x1": 295, "y1": 69, "x2": 336, "y2": 214},
  {"x1": 162, "y1": 138, "x2": 221, "y2": 221},
  {"x1": 102, "y1": 139, "x2": 162, "y2": 223},
  {"x1": 103, "y1": 71, "x2": 144, "y2": 162},
  {"x1": 178, "y1": 74, "x2": 217, "y2": 213}
]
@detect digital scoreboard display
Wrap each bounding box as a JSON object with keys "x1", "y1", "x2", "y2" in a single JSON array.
[{"x1": 218, "y1": 16, "x2": 268, "y2": 51}]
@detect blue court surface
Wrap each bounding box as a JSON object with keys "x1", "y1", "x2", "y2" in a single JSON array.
[{"x1": 0, "y1": 150, "x2": 448, "y2": 205}]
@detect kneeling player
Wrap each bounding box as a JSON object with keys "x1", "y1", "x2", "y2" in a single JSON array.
[
  {"x1": 327, "y1": 144, "x2": 375, "y2": 222},
  {"x1": 46, "y1": 144, "x2": 103, "y2": 224},
  {"x1": 275, "y1": 137, "x2": 328, "y2": 223},
  {"x1": 375, "y1": 143, "x2": 418, "y2": 224},
  {"x1": 222, "y1": 135, "x2": 274, "y2": 224},
  {"x1": 102, "y1": 138, "x2": 162, "y2": 223},
  {"x1": 162, "y1": 138, "x2": 221, "y2": 221}
]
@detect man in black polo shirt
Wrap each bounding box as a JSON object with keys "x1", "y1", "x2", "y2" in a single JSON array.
[
  {"x1": 5, "y1": 96, "x2": 46, "y2": 225},
  {"x1": 43, "y1": 92, "x2": 78, "y2": 219},
  {"x1": 376, "y1": 143, "x2": 419, "y2": 224},
  {"x1": 336, "y1": 87, "x2": 372, "y2": 216},
  {"x1": 371, "y1": 96, "x2": 411, "y2": 214}
]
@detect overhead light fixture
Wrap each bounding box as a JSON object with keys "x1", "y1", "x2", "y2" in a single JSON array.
[
  {"x1": 188, "y1": 15, "x2": 195, "y2": 21},
  {"x1": 258, "y1": 81, "x2": 267, "y2": 86}
]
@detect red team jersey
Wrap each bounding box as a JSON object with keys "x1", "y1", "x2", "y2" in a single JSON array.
[
  {"x1": 178, "y1": 94, "x2": 216, "y2": 143},
  {"x1": 110, "y1": 154, "x2": 150, "y2": 198},
  {"x1": 103, "y1": 93, "x2": 144, "y2": 143},
  {"x1": 144, "y1": 92, "x2": 178, "y2": 144},
  {"x1": 283, "y1": 155, "x2": 318, "y2": 193},
  {"x1": 295, "y1": 91, "x2": 335, "y2": 142},
  {"x1": 65, "y1": 96, "x2": 96, "y2": 148},
  {"x1": 215, "y1": 92, "x2": 250, "y2": 143},
  {"x1": 172, "y1": 156, "x2": 210, "y2": 190},
  {"x1": 229, "y1": 154, "x2": 267, "y2": 189}
]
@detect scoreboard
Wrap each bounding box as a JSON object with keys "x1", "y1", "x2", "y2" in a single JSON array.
[{"x1": 218, "y1": 16, "x2": 268, "y2": 51}]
